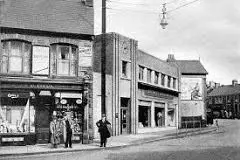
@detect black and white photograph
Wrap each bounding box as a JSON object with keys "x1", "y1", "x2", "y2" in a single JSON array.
[{"x1": 0, "y1": 0, "x2": 240, "y2": 160}]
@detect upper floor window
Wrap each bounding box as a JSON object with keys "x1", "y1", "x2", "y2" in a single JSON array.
[
  {"x1": 139, "y1": 66, "x2": 144, "y2": 81},
  {"x1": 147, "y1": 69, "x2": 152, "y2": 83},
  {"x1": 51, "y1": 44, "x2": 77, "y2": 76},
  {"x1": 167, "y1": 76, "x2": 171, "y2": 88},
  {"x1": 161, "y1": 73, "x2": 165, "y2": 86},
  {"x1": 1, "y1": 40, "x2": 31, "y2": 74},
  {"x1": 173, "y1": 78, "x2": 176, "y2": 89},
  {"x1": 154, "y1": 72, "x2": 159, "y2": 84},
  {"x1": 122, "y1": 61, "x2": 128, "y2": 77}
]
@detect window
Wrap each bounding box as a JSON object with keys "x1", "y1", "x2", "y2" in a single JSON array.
[
  {"x1": 138, "y1": 106, "x2": 151, "y2": 128},
  {"x1": 139, "y1": 66, "x2": 144, "y2": 81},
  {"x1": 154, "y1": 72, "x2": 159, "y2": 84},
  {"x1": 51, "y1": 44, "x2": 77, "y2": 76},
  {"x1": 167, "y1": 76, "x2": 171, "y2": 88},
  {"x1": 161, "y1": 74, "x2": 165, "y2": 86},
  {"x1": 147, "y1": 69, "x2": 152, "y2": 83},
  {"x1": 173, "y1": 78, "x2": 177, "y2": 89},
  {"x1": 1, "y1": 40, "x2": 31, "y2": 74},
  {"x1": 0, "y1": 92, "x2": 35, "y2": 134},
  {"x1": 122, "y1": 61, "x2": 128, "y2": 77}
]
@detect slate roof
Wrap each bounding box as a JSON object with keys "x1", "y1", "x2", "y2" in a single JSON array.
[
  {"x1": 175, "y1": 60, "x2": 208, "y2": 75},
  {"x1": 208, "y1": 85, "x2": 240, "y2": 97},
  {"x1": 0, "y1": 0, "x2": 94, "y2": 35}
]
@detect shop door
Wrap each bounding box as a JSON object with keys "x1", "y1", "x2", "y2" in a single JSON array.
[
  {"x1": 35, "y1": 97, "x2": 52, "y2": 144},
  {"x1": 120, "y1": 108, "x2": 129, "y2": 134}
]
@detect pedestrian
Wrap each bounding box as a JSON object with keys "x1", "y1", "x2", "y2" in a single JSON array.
[
  {"x1": 63, "y1": 112, "x2": 74, "y2": 148},
  {"x1": 50, "y1": 115, "x2": 61, "y2": 148},
  {"x1": 96, "y1": 114, "x2": 111, "y2": 147},
  {"x1": 215, "y1": 119, "x2": 219, "y2": 131}
]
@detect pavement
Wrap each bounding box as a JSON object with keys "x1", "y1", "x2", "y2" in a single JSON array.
[{"x1": 0, "y1": 125, "x2": 217, "y2": 157}]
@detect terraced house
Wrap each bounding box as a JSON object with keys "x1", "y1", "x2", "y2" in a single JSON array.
[{"x1": 0, "y1": 0, "x2": 94, "y2": 146}]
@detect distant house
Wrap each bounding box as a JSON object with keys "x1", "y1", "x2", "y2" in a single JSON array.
[
  {"x1": 167, "y1": 54, "x2": 208, "y2": 128},
  {"x1": 207, "y1": 80, "x2": 240, "y2": 119}
]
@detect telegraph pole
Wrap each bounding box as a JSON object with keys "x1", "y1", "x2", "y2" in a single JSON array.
[{"x1": 101, "y1": 0, "x2": 106, "y2": 116}]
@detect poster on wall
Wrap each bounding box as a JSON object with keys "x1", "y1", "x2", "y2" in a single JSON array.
[
  {"x1": 78, "y1": 43, "x2": 92, "y2": 67},
  {"x1": 181, "y1": 78, "x2": 203, "y2": 100},
  {"x1": 32, "y1": 46, "x2": 49, "y2": 75}
]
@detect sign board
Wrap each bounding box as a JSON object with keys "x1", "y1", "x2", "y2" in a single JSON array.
[
  {"x1": 2, "y1": 137, "x2": 24, "y2": 142},
  {"x1": 181, "y1": 78, "x2": 203, "y2": 100},
  {"x1": 32, "y1": 46, "x2": 49, "y2": 75}
]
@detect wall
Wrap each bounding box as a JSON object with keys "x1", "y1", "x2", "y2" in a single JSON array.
[{"x1": 180, "y1": 75, "x2": 207, "y2": 119}]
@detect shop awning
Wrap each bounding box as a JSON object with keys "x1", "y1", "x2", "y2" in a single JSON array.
[
  {"x1": 55, "y1": 92, "x2": 82, "y2": 99},
  {"x1": 0, "y1": 91, "x2": 30, "y2": 98}
]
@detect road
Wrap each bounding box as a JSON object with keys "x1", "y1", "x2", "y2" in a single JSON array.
[{"x1": 3, "y1": 119, "x2": 240, "y2": 160}]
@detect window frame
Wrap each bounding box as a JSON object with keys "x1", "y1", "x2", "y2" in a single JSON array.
[
  {"x1": 154, "y1": 71, "x2": 159, "y2": 84},
  {"x1": 147, "y1": 68, "x2": 152, "y2": 83},
  {"x1": 161, "y1": 73, "x2": 165, "y2": 86},
  {"x1": 52, "y1": 43, "x2": 78, "y2": 77},
  {"x1": 122, "y1": 61, "x2": 128, "y2": 78},
  {"x1": 1, "y1": 40, "x2": 31, "y2": 75},
  {"x1": 139, "y1": 65, "x2": 144, "y2": 81}
]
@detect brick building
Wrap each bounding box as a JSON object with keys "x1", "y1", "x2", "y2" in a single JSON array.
[
  {"x1": 207, "y1": 80, "x2": 240, "y2": 119},
  {"x1": 0, "y1": 0, "x2": 94, "y2": 145},
  {"x1": 167, "y1": 55, "x2": 208, "y2": 127}
]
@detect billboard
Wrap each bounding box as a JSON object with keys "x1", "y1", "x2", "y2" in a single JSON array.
[{"x1": 181, "y1": 78, "x2": 203, "y2": 100}]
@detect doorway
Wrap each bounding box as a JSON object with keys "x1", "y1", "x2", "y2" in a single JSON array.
[
  {"x1": 35, "y1": 96, "x2": 53, "y2": 144},
  {"x1": 120, "y1": 98, "x2": 130, "y2": 134}
]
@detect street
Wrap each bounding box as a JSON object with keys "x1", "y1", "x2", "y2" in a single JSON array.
[{"x1": 3, "y1": 119, "x2": 240, "y2": 160}]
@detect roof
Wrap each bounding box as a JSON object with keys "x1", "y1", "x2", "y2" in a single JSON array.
[
  {"x1": 208, "y1": 85, "x2": 240, "y2": 97},
  {"x1": 174, "y1": 60, "x2": 208, "y2": 75},
  {"x1": 0, "y1": 0, "x2": 94, "y2": 35},
  {"x1": 137, "y1": 50, "x2": 179, "y2": 77}
]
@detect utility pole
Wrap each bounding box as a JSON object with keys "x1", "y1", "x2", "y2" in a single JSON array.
[{"x1": 101, "y1": 0, "x2": 106, "y2": 116}]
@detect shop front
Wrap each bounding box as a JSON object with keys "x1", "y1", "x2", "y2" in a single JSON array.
[{"x1": 0, "y1": 80, "x2": 87, "y2": 146}]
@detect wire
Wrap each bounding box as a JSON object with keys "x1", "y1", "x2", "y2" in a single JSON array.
[{"x1": 167, "y1": 0, "x2": 201, "y2": 13}]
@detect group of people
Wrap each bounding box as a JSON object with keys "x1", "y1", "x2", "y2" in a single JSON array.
[
  {"x1": 50, "y1": 113, "x2": 112, "y2": 148},
  {"x1": 50, "y1": 112, "x2": 74, "y2": 148}
]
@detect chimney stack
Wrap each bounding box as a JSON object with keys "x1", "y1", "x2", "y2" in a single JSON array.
[
  {"x1": 232, "y1": 79, "x2": 238, "y2": 86},
  {"x1": 167, "y1": 54, "x2": 175, "y2": 62}
]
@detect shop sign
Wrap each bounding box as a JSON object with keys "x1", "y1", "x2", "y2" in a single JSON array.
[
  {"x1": 60, "y1": 99, "x2": 67, "y2": 105},
  {"x1": 7, "y1": 93, "x2": 19, "y2": 99},
  {"x1": 2, "y1": 137, "x2": 24, "y2": 142},
  {"x1": 145, "y1": 90, "x2": 174, "y2": 100},
  {"x1": 76, "y1": 99, "x2": 82, "y2": 104},
  {"x1": 32, "y1": 46, "x2": 50, "y2": 75}
]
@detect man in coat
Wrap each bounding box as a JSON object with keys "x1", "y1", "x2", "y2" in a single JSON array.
[
  {"x1": 62, "y1": 112, "x2": 74, "y2": 148},
  {"x1": 50, "y1": 115, "x2": 61, "y2": 148},
  {"x1": 96, "y1": 114, "x2": 111, "y2": 147}
]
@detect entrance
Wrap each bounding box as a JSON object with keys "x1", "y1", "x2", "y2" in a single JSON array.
[
  {"x1": 120, "y1": 98, "x2": 130, "y2": 134},
  {"x1": 35, "y1": 96, "x2": 53, "y2": 144}
]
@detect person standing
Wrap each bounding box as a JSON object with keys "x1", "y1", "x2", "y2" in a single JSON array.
[
  {"x1": 96, "y1": 114, "x2": 111, "y2": 147},
  {"x1": 50, "y1": 115, "x2": 60, "y2": 148},
  {"x1": 63, "y1": 113, "x2": 74, "y2": 148}
]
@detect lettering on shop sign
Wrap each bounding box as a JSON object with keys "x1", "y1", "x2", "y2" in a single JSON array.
[
  {"x1": 144, "y1": 90, "x2": 174, "y2": 100},
  {"x1": 8, "y1": 93, "x2": 19, "y2": 98},
  {"x1": 56, "y1": 105, "x2": 78, "y2": 110},
  {"x1": 29, "y1": 84, "x2": 54, "y2": 89},
  {"x1": 2, "y1": 137, "x2": 24, "y2": 142}
]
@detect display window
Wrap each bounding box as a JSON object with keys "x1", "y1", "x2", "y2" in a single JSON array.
[
  {"x1": 138, "y1": 106, "x2": 151, "y2": 128},
  {"x1": 0, "y1": 91, "x2": 35, "y2": 134},
  {"x1": 54, "y1": 92, "x2": 84, "y2": 134}
]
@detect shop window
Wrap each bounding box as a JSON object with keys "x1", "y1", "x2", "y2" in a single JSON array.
[
  {"x1": 167, "y1": 76, "x2": 171, "y2": 88},
  {"x1": 122, "y1": 61, "x2": 128, "y2": 78},
  {"x1": 1, "y1": 40, "x2": 31, "y2": 74},
  {"x1": 138, "y1": 106, "x2": 151, "y2": 127},
  {"x1": 139, "y1": 66, "x2": 144, "y2": 81},
  {"x1": 147, "y1": 69, "x2": 152, "y2": 83},
  {"x1": 161, "y1": 73, "x2": 165, "y2": 86},
  {"x1": 155, "y1": 107, "x2": 164, "y2": 127},
  {"x1": 51, "y1": 44, "x2": 77, "y2": 76},
  {"x1": 0, "y1": 92, "x2": 35, "y2": 134},
  {"x1": 154, "y1": 72, "x2": 159, "y2": 84}
]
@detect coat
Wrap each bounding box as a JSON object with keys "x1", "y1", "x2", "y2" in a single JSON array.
[
  {"x1": 50, "y1": 120, "x2": 61, "y2": 145},
  {"x1": 62, "y1": 118, "x2": 74, "y2": 143},
  {"x1": 96, "y1": 120, "x2": 111, "y2": 138}
]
